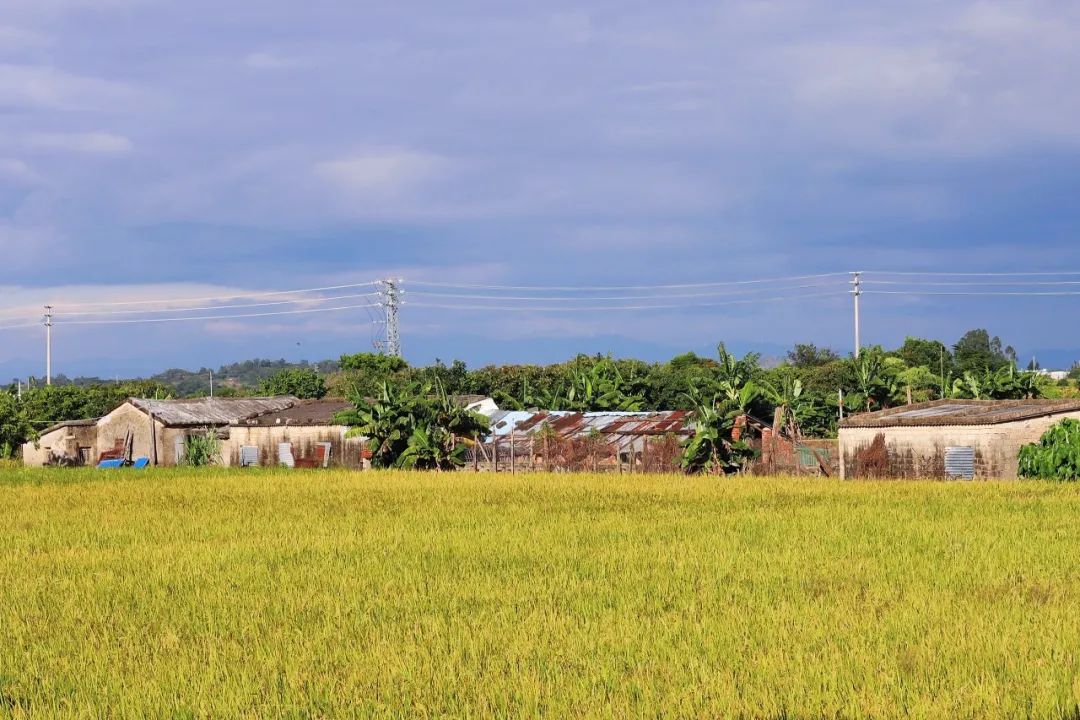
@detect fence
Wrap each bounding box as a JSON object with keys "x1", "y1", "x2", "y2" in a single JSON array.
[{"x1": 468, "y1": 431, "x2": 684, "y2": 474}]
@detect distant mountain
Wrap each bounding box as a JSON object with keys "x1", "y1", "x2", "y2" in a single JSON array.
[{"x1": 8, "y1": 358, "x2": 341, "y2": 396}]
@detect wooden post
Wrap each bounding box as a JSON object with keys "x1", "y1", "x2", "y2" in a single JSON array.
[
  {"x1": 493, "y1": 434, "x2": 499, "y2": 473},
  {"x1": 473, "y1": 434, "x2": 479, "y2": 472},
  {"x1": 771, "y1": 407, "x2": 784, "y2": 474},
  {"x1": 510, "y1": 432, "x2": 516, "y2": 474},
  {"x1": 149, "y1": 412, "x2": 158, "y2": 466}
]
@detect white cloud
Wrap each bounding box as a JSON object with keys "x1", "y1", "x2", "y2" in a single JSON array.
[
  {"x1": 0, "y1": 64, "x2": 134, "y2": 110},
  {"x1": 29, "y1": 132, "x2": 133, "y2": 155},
  {"x1": 314, "y1": 149, "x2": 449, "y2": 199}
]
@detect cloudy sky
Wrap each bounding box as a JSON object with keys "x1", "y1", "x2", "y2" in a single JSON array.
[{"x1": 2, "y1": 0, "x2": 1080, "y2": 378}]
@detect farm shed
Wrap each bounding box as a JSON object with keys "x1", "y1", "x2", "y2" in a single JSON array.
[
  {"x1": 839, "y1": 399, "x2": 1080, "y2": 479},
  {"x1": 23, "y1": 419, "x2": 98, "y2": 466},
  {"x1": 471, "y1": 410, "x2": 693, "y2": 473},
  {"x1": 22, "y1": 396, "x2": 297, "y2": 467},
  {"x1": 226, "y1": 398, "x2": 369, "y2": 469}
]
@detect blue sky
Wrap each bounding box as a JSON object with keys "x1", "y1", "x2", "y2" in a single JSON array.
[{"x1": 2, "y1": 0, "x2": 1080, "y2": 378}]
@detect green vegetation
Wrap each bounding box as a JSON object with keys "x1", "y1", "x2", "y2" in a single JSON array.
[
  {"x1": 1, "y1": 470, "x2": 1080, "y2": 717},
  {"x1": 335, "y1": 380, "x2": 488, "y2": 470},
  {"x1": 258, "y1": 367, "x2": 328, "y2": 399},
  {"x1": 0, "y1": 329, "x2": 1059, "y2": 460},
  {"x1": 1019, "y1": 418, "x2": 1080, "y2": 481},
  {"x1": 178, "y1": 428, "x2": 221, "y2": 467}
]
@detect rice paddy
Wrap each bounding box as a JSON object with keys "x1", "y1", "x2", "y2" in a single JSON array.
[{"x1": 1, "y1": 468, "x2": 1080, "y2": 718}]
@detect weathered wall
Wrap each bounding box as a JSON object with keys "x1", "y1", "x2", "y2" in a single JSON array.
[
  {"x1": 21, "y1": 425, "x2": 98, "y2": 466},
  {"x1": 839, "y1": 410, "x2": 1080, "y2": 479},
  {"x1": 753, "y1": 433, "x2": 840, "y2": 476},
  {"x1": 225, "y1": 425, "x2": 368, "y2": 468},
  {"x1": 96, "y1": 403, "x2": 163, "y2": 463}
]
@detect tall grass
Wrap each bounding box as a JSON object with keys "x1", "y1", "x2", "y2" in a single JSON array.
[{"x1": 1, "y1": 469, "x2": 1080, "y2": 718}]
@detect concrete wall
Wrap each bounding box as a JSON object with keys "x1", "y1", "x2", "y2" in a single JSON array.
[
  {"x1": 21, "y1": 424, "x2": 98, "y2": 466},
  {"x1": 840, "y1": 410, "x2": 1080, "y2": 479},
  {"x1": 94, "y1": 402, "x2": 183, "y2": 464},
  {"x1": 224, "y1": 425, "x2": 368, "y2": 468}
]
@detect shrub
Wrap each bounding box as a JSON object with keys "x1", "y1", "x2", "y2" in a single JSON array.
[
  {"x1": 1018, "y1": 419, "x2": 1080, "y2": 481},
  {"x1": 180, "y1": 428, "x2": 221, "y2": 467}
]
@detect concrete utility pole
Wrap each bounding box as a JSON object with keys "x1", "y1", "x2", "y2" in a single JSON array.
[
  {"x1": 209, "y1": 369, "x2": 214, "y2": 398},
  {"x1": 43, "y1": 305, "x2": 53, "y2": 385},
  {"x1": 850, "y1": 272, "x2": 862, "y2": 359},
  {"x1": 379, "y1": 278, "x2": 402, "y2": 358}
]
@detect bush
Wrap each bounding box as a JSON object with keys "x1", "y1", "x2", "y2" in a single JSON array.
[
  {"x1": 1018, "y1": 419, "x2": 1080, "y2": 481},
  {"x1": 259, "y1": 368, "x2": 327, "y2": 399},
  {"x1": 180, "y1": 428, "x2": 221, "y2": 467}
]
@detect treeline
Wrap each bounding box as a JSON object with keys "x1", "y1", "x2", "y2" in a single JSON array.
[
  {"x1": 14, "y1": 358, "x2": 341, "y2": 397},
  {"x1": 1, "y1": 328, "x2": 1075, "y2": 459}
]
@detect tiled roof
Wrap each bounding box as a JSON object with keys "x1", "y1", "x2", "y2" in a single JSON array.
[
  {"x1": 237, "y1": 399, "x2": 354, "y2": 427},
  {"x1": 839, "y1": 399, "x2": 1080, "y2": 428},
  {"x1": 129, "y1": 396, "x2": 297, "y2": 426}
]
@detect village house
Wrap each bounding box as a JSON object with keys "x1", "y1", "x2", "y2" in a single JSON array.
[
  {"x1": 839, "y1": 398, "x2": 1080, "y2": 479},
  {"x1": 22, "y1": 396, "x2": 368, "y2": 468}
]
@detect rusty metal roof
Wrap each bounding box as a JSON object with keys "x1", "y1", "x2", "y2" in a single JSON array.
[
  {"x1": 484, "y1": 410, "x2": 693, "y2": 440},
  {"x1": 129, "y1": 396, "x2": 298, "y2": 426},
  {"x1": 839, "y1": 399, "x2": 1080, "y2": 428}
]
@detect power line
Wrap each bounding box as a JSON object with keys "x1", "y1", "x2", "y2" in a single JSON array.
[
  {"x1": 405, "y1": 289, "x2": 848, "y2": 312},
  {"x1": 865, "y1": 290, "x2": 1080, "y2": 297},
  {"x1": 53, "y1": 280, "x2": 380, "y2": 310},
  {"x1": 404, "y1": 272, "x2": 849, "y2": 291},
  {"x1": 51, "y1": 303, "x2": 381, "y2": 326},
  {"x1": 404, "y1": 281, "x2": 847, "y2": 302},
  {"x1": 0, "y1": 322, "x2": 41, "y2": 332},
  {"x1": 53, "y1": 292, "x2": 381, "y2": 317},
  {"x1": 864, "y1": 280, "x2": 1080, "y2": 286},
  {"x1": 860, "y1": 270, "x2": 1080, "y2": 277}
]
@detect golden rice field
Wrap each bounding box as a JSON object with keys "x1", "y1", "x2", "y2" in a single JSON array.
[{"x1": 2, "y1": 469, "x2": 1080, "y2": 719}]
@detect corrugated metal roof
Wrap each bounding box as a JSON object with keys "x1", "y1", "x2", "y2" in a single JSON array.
[
  {"x1": 130, "y1": 396, "x2": 297, "y2": 426},
  {"x1": 483, "y1": 409, "x2": 693, "y2": 440},
  {"x1": 840, "y1": 399, "x2": 1080, "y2": 428}
]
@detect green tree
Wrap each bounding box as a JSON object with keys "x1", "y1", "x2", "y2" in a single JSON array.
[
  {"x1": 562, "y1": 357, "x2": 645, "y2": 412},
  {"x1": 0, "y1": 391, "x2": 33, "y2": 458},
  {"x1": 786, "y1": 343, "x2": 839, "y2": 368},
  {"x1": 894, "y1": 337, "x2": 953, "y2": 376},
  {"x1": 333, "y1": 352, "x2": 410, "y2": 399},
  {"x1": 850, "y1": 347, "x2": 897, "y2": 411},
  {"x1": 259, "y1": 368, "x2": 328, "y2": 399},
  {"x1": 336, "y1": 380, "x2": 488, "y2": 471},
  {"x1": 953, "y1": 329, "x2": 1010, "y2": 374},
  {"x1": 680, "y1": 387, "x2": 755, "y2": 474}
]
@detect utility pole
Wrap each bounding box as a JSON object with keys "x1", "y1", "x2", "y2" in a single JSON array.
[
  {"x1": 43, "y1": 305, "x2": 53, "y2": 386},
  {"x1": 850, "y1": 272, "x2": 862, "y2": 359},
  {"x1": 209, "y1": 369, "x2": 214, "y2": 398},
  {"x1": 379, "y1": 278, "x2": 402, "y2": 358}
]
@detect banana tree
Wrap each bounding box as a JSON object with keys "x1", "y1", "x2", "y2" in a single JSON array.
[
  {"x1": 563, "y1": 357, "x2": 644, "y2": 412},
  {"x1": 680, "y1": 392, "x2": 754, "y2": 475},
  {"x1": 852, "y1": 348, "x2": 897, "y2": 411},
  {"x1": 761, "y1": 370, "x2": 807, "y2": 438}
]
